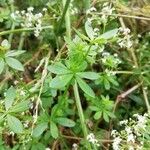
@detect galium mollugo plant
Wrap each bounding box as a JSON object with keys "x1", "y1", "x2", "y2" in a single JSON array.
[{"x1": 111, "y1": 113, "x2": 150, "y2": 150}]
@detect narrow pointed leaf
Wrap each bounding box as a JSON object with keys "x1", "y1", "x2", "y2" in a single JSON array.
[
  {"x1": 85, "y1": 20, "x2": 94, "y2": 40},
  {"x1": 48, "y1": 62, "x2": 71, "y2": 74},
  {"x1": 76, "y1": 76, "x2": 95, "y2": 98},
  {"x1": 56, "y1": 117, "x2": 75, "y2": 127},
  {"x1": 5, "y1": 57, "x2": 24, "y2": 71},
  {"x1": 5, "y1": 86, "x2": 16, "y2": 110},
  {"x1": 9, "y1": 100, "x2": 29, "y2": 113},
  {"x1": 50, "y1": 121, "x2": 58, "y2": 139},
  {"x1": 94, "y1": 111, "x2": 102, "y2": 120},
  {"x1": 73, "y1": 28, "x2": 90, "y2": 41},
  {"x1": 7, "y1": 115, "x2": 23, "y2": 133},
  {"x1": 49, "y1": 74, "x2": 73, "y2": 89},
  {"x1": 0, "y1": 58, "x2": 5, "y2": 74},
  {"x1": 5, "y1": 50, "x2": 25, "y2": 57},
  {"x1": 32, "y1": 122, "x2": 48, "y2": 137},
  {"x1": 77, "y1": 72, "x2": 99, "y2": 80},
  {"x1": 99, "y1": 28, "x2": 118, "y2": 40}
]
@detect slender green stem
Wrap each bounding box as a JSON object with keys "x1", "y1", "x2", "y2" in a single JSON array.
[
  {"x1": 142, "y1": 87, "x2": 150, "y2": 111},
  {"x1": 18, "y1": 32, "x2": 26, "y2": 50},
  {"x1": 83, "y1": 0, "x2": 91, "y2": 12},
  {"x1": 73, "y1": 80, "x2": 92, "y2": 150},
  {"x1": 11, "y1": 70, "x2": 31, "y2": 95},
  {"x1": 8, "y1": 22, "x2": 16, "y2": 45},
  {"x1": 62, "y1": 0, "x2": 71, "y2": 39},
  {"x1": 0, "y1": 26, "x2": 52, "y2": 36},
  {"x1": 8, "y1": 1, "x2": 15, "y2": 46},
  {"x1": 56, "y1": 0, "x2": 71, "y2": 34}
]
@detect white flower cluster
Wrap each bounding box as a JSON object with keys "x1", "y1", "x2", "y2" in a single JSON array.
[
  {"x1": 101, "y1": 52, "x2": 121, "y2": 68},
  {"x1": 117, "y1": 27, "x2": 132, "y2": 49},
  {"x1": 101, "y1": 2, "x2": 115, "y2": 23},
  {"x1": 72, "y1": 143, "x2": 78, "y2": 150},
  {"x1": 87, "y1": 133, "x2": 100, "y2": 147},
  {"x1": 70, "y1": 0, "x2": 78, "y2": 15},
  {"x1": 105, "y1": 69, "x2": 116, "y2": 76},
  {"x1": 86, "y1": 7, "x2": 97, "y2": 14},
  {"x1": 10, "y1": 7, "x2": 47, "y2": 37},
  {"x1": 111, "y1": 113, "x2": 149, "y2": 150}
]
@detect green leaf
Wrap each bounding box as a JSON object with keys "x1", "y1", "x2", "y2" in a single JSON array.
[
  {"x1": 5, "y1": 50, "x2": 25, "y2": 57},
  {"x1": 85, "y1": 20, "x2": 94, "y2": 40},
  {"x1": 76, "y1": 76, "x2": 95, "y2": 98},
  {"x1": 50, "y1": 121, "x2": 58, "y2": 139},
  {"x1": 89, "y1": 106, "x2": 99, "y2": 111},
  {"x1": 99, "y1": 28, "x2": 118, "y2": 40},
  {"x1": 0, "y1": 114, "x2": 5, "y2": 123},
  {"x1": 108, "y1": 76, "x2": 119, "y2": 86},
  {"x1": 9, "y1": 100, "x2": 29, "y2": 113},
  {"x1": 5, "y1": 86, "x2": 16, "y2": 110},
  {"x1": 103, "y1": 112, "x2": 109, "y2": 122},
  {"x1": 32, "y1": 122, "x2": 48, "y2": 137},
  {"x1": 92, "y1": 38, "x2": 107, "y2": 44},
  {"x1": 94, "y1": 111, "x2": 102, "y2": 120},
  {"x1": 77, "y1": 72, "x2": 99, "y2": 80},
  {"x1": 73, "y1": 28, "x2": 90, "y2": 42},
  {"x1": 107, "y1": 111, "x2": 116, "y2": 118},
  {"x1": 56, "y1": 117, "x2": 75, "y2": 127},
  {"x1": 48, "y1": 62, "x2": 71, "y2": 74},
  {"x1": 5, "y1": 57, "x2": 24, "y2": 71},
  {"x1": 7, "y1": 115, "x2": 23, "y2": 133},
  {"x1": 104, "y1": 78, "x2": 110, "y2": 90},
  {"x1": 49, "y1": 74, "x2": 73, "y2": 89},
  {"x1": 0, "y1": 58, "x2": 5, "y2": 74}
]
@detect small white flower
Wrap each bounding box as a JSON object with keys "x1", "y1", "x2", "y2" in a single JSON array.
[
  {"x1": 111, "y1": 130, "x2": 118, "y2": 137},
  {"x1": 129, "y1": 146, "x2": 134, "y2": 150},
  {"x1": 21, "y1": 112, "x2": 25, "y2": 115},
  {"x1": 102, "y1": 52, "x2": 110, "y2": 57},
  {"x1": 45, "y1": 148, "x2": 51, "y2": 150},
  {"x1": 119, "y1": 120, "x2": 128, "y2": 125},
  {"x1": 21, "y1": 10, "x2": 25, "y2": 15},
  {"x1": 119, "y1": 27, "x2": 130, "y2": 35},
  {"x1": 87, "y1": 133, "x2": 100, "y2": 147},
  {"x1": 10, "y1": 13, "x2": 16, "y2": 20},
  {"x1": 15, "y1": 10, "x2": 20, "y2": 14},
  {"x1": 27, "y1": 7, "x2": 34, "y2": 12},
  {"x1": 86, "y1": 7, "x2": 97, "y2": 14},
  {"x1": 9, "y1": 131, "x2": 15, "y2": 136},
  {"x1": 125, "y1": 126, "x2": 132, "y2": 134},
  {"x1": 23, "y1": 121, "x2": 29, "y2": 128},
  {"x1": 20, "y1": 90, "x2": 26, "y2": 96},
  {"x1": 72, "y1": 143, "x2": 78, "y2": 150},
  {"x1": 1, "y1": 39, "x2": 10, "y2": 49},
  {"x1": 114, "y1": 53, "x2": 118, "y2": 57},
  {"x1": 112, "y1": 136, "x2": 122, "y2": 150},
  {"x1": 42, "y1": 8, "x2": 47, "y2": 12},
  {"x1": 127, "y1": 134, "x2": 135, "y2": 143},
  {"x1": 87, "y1": 18, "x2": 93, "y2": 23}
]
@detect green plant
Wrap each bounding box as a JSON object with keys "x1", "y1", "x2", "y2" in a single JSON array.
[{"x1": 0, "y1": 0, "x2": 150, "y2": 149}]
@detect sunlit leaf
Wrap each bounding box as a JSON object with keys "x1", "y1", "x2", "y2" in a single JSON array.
[
  {"x1": 32, "y1": 123, "x2": 48, "y2": 137},
  {"x1": 50, "y1": 121, "x2": 58, "y2": 139},
  {"x1": 76, "y1": 76, "x2": 95, "y2": 98},
  {"x1": 0, "y1": 58, "x2": 5, "y2": 74},
  {"x1": 77, "y1": 72, "x2": 99, "y2": 80},
  {"x1": 49, "y1": 74, "x2": 73, "y2": 89},
  {"x1": 5, "y1": 57, "x2": 24, "y2": 71},
  {"x1": 85, "y1": 20, "x2": 94, "y2": 40},
  {"x1": 5, "y1": 86, "x2": 16, "y2": 110},
  {"x1": 7, "y1": 115, "x2": 23, "y2": 133},
  {"x1": 56, "y1": 117, "x2": 75, "y2": 127}
]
